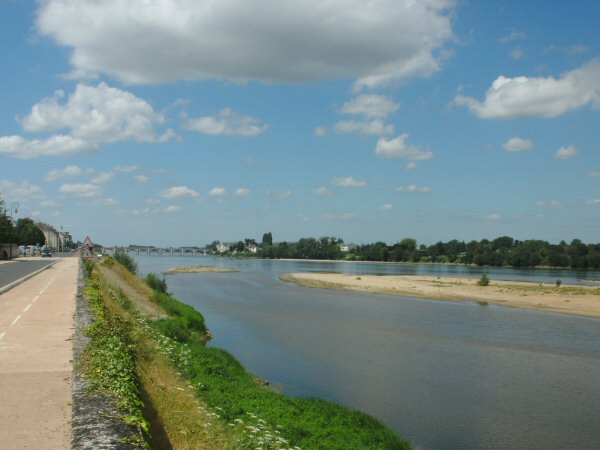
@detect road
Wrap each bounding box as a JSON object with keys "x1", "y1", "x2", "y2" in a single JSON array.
[
  {"x1": 0, "y1": 259, "x2": 57, "y2": 293},
  {"x1": 0, "y1": 257, "x2": 77, "y2": 449}
]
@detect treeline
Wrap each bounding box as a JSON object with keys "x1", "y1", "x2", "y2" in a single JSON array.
[{"x1": 259, "y1": 236, "x2": 600, "y2": 269}]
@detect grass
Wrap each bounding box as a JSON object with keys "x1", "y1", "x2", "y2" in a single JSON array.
[{"x1": 92, "y1": 258, "x2": 410, "y2": 449}]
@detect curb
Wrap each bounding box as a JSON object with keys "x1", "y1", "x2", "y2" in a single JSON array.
[{"x1": 0, "y1": 260, "x2": 59, "y2": 295}]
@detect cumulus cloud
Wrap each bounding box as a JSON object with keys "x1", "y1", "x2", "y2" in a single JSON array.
[
  {"x1": 234, "y1": 188, "x2": 250, "y2": 197},
  {"x1": 59, "y1": 183, "x2": 102, "y2": 198},
  {"x1": 312, "y1": 187, "x2": 335, "y2": 196},
  {"x1": 331, "y1": 176, "x2": 367, "y2": 188},
  {"x1": 396, "y1": 184, "x2": 431, "y2": 193},
  {"x1": 36, "y1": 0, "x2": 454, "y2": 89},
  {"x1": 1, "y1": 83, "x2": 173, "y2": 159},
  {"x1": 160, "y1": 186, "x2": 199, "y2": 199},
  {"x1": 208, "y1": 187, "x2": 227, "y2": 197},
  {"x1": 587, "y1": 199, "x2": 600, "y2": 206},
  {"x1": 338, "y1": 95, "x2": 400, "y2": 118},
  {"x1": 587, "y1": 171, "x2": 600, "y2": 177},
  {"x1": 93, "y1": 197, "x2": 118, "y2": 206},
  {"x1": 20, "y1": 83, "x2": 173, "y2": 143},
  {"x1": 165, "y1": 205, "x2": 181, "y2": 213},
  {"x1": 379, "y1": 203, "x2": 393, "y2": 210},
  {"x1": 267, "y1": 190, "x2": 293, "y2": 199},
  {"x1": 314, "y1": 127, "x2": 327, "y2": 137},
  {"x1": 555, "y1": 145, "x2": 578, "y2": 160},
  {"x1": 333, "y1": 119, "x2": 394, "y2": 136},
  {"x1": 454, "y1": 59, "x2": 600, "y2": 119},
  {"x1": 0, "y1": 134, "x2": 98, "y2": 159},
  {"x1": 375, "y1": 134, "x2": 433, "y2": 160},
  {"x1": 135, "y1": 175, "x2": 149, "y2": 183},
  {"x1": 45, "y1": 165, "x2": 85, "y2": 181},
  {"x1": 114, "y1": 165, "x2": 139, "y2": 172},
  {"x1": 91, "y1": 171, "x2": 115, "y2": 184},
  {"x1": 0, "y1": 180, "x2": 43, "y2": 199},
  {"x1": 486, "y1": 213, "x2": 501, "y2": 222},
  {"x1": 503, "y1": 137, "x2": 534, "y2": 152},
  {"x1": 184, "y1": 108, "x2": 268, "y2": 136}
]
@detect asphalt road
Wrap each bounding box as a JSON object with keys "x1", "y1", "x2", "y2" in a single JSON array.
[{"x1": 0, "y1": 259, "x2": 57, "y2": 291}]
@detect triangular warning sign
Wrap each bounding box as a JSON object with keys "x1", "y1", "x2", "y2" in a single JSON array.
[
  {"x1": 83, "y1": 236, "x2": 94, "y2": 248},
  {"x1": 82, "y1": 247, "x2": 94, "y2": 259}
]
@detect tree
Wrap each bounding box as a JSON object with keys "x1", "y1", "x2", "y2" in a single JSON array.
[
  {"x1": 15, "y1": 218, "x2": 45, "y2": 246},
  {"x1": 262, "y1": 232, "x2": 273, "y2": 246},
  {"x1": 0, "y1": 195, "x2": 16, "y2": 246}
]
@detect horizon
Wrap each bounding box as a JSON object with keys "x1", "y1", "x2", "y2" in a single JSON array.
[{"x1": 1, "y1": 1, "x2": 599, "y2": 247}]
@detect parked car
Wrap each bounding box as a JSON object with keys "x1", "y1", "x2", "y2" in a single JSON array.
[{"x1": 41, "y1": 248, "x2": 52, "y2": 257}]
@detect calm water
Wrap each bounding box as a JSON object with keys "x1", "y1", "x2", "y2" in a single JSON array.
[{"x1": 135, "y1": 255, "x2": 600, "y2": 450}]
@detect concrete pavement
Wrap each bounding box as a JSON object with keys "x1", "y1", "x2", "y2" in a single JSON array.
[{"x1": 0, "y1": 257, "x2": 78, "y2": 449}]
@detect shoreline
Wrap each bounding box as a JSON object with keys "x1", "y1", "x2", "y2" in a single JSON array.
[{"x1": 281, "y1": 273, "x2": 600, "y2": 319}]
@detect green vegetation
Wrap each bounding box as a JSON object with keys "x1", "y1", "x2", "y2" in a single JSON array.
[
  {"x1": 477, "y1": 273, "x2": 490, "y2": 286},
  {"x1": 88, "y1": 256, "x2": 410, "y2": 449},
  {"x1": 82, "y1": 272, "x2": 150, "y2": 447},
  {"x1": 144, "y1": 272, "x2": 167, "y2": 293},
  {"x1": 556, "y1": 279, "x2": 562, "y2": 287},
  {"x1": 15, "y1": 217, "x2": 46, "y2": 246},
  {"x1": 114, "y1": 251, "x2": 138, "y2": 274}
]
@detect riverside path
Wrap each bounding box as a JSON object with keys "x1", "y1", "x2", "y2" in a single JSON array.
[{"x1": 0, "y1": 257, "x2": 78, "y2": 449}]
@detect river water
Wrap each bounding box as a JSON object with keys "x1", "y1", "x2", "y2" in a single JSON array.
[{"x1": 134, "y1": 255, "x2": 600, "y2": 450}]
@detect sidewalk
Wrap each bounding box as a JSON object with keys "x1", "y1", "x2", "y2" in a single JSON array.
[{"x1": 0, "y1": 257, "x2": 78, "y2": 449}]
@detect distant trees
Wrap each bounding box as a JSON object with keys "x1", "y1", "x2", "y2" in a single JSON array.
[{"x1": 15, "y1": 218, "x2": 45, "y2": 246}]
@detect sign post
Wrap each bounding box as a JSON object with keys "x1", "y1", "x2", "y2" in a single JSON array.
[{"x1": 82, "y1": 236, "x2": 94, "y2": 259}]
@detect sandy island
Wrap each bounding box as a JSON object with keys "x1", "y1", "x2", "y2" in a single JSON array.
[
  {"x1": 164, "y1": 265, "x2": 238, "y2": 274},
  {"x1": 281, "y1": 273, "x2": 600, "y2": 319}
]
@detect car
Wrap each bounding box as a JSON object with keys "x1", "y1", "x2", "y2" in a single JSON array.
[{"x1": 41, "y1": 248, "x2": 52, "y2": 257}]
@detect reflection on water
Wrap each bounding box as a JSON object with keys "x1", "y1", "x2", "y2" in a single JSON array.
[{"x1": 135, "y1": 255, "x2": 600, "y2": 450}]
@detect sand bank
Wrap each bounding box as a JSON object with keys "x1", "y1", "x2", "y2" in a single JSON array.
[
  {"x1": 281, "y1": 273, "x2": 600, "y2": 318},
  {"x1": 164, "y1": 265, "x2": 238, "y2": 274}
]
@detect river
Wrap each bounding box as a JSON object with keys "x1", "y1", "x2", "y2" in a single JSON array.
[{"x1": 134, "y1": 255, "x2": 600, "y2": 450}]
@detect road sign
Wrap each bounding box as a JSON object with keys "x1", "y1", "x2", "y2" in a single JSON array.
[
  {"x1": 82, "y1": 246, "x2": 94, "y2": 259},
  {"x1": 82, "y1": 236, "x2": 94, "y2": 249}
]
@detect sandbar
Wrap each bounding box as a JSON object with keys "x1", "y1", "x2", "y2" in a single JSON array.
[
  {"x1": 164, "y1": 265, "x2": 238, "y2": 274},
  {"x1": 281, "y1": 273, "x2": 600, "y2": 318}
]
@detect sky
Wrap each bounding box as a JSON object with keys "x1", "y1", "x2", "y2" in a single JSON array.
[{"x1": 0, "y1": 0, "x2": 599, "y2": 247}]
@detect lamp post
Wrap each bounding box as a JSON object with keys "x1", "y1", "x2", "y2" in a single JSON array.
[{"x1": 8, "y1": 202, "x2": 18, "y2": 260}]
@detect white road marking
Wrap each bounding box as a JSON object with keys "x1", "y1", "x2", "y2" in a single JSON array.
[
  {"x1": 11, "y1": 315, "x2": 21, "y2": 326},
  {"x1": 0, "y1": 332, "x2": 6, "y2": 342},
  {"x1": 23, "y1": 304, "x2": 32, "y2": 313},
  {"x1": 32, "y1": 295, "x2": 39, "y2": 303}
]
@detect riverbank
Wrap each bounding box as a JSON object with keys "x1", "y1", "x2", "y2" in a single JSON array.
[
  {"x1": 281, "y1": 273, "x2": 600, "y2": 318},
  {"x1": 164, "y1": 265, "x2": 238, "y2": 274}
]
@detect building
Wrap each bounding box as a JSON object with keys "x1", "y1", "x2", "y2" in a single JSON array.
[{"x1": 37, "y1": 222, "x2": 59, "y2": 251}]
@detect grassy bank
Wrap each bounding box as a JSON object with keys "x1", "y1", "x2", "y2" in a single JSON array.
[{"x1": 84, "y1": 257, "x2": 410, "y2": 449}]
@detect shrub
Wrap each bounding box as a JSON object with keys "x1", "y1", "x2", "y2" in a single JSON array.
[
  {"x1": 145, "y1": 273, "x2": 168, "y2": 293},
  {"x1": 556, "y1": 279, "x2": 562, "y2": 287},
  {"x1": 114, "y1": 251, "x2": 138, "y2": 275},
  {"x1": 477, "y1": 273, "x2": 490, "y2": 286}
]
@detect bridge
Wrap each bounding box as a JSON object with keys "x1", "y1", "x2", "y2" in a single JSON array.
[{"x1": 103, "y1": 247, "x2": 206, "y2": 256}]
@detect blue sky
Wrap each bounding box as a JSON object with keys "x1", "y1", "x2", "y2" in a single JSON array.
[{"x1": 1, "y1": 0, "x2": 598, "y2": 247}]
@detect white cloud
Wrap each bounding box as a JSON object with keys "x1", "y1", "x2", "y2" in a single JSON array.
[
  {"x1": 503, "y1": 137, "x2": 534, "y2": 152},
  {"x1": 537, "y1": 200, "x2": 563, "y2": 208},
  {"x1": 486, "y1": 213, "x2": 501, "y2": 222},
  {"x1": 135, "y1": 175, "x2": 149, "y2": 183},
  {"x1": 160, "y1": 186, "x2": 199, "y2": 199},
  {"x1": 45, "y1": 165, "x2": 84, "y2": 181},
  {"x1": 454, "y1": 59, "x2": 600, "y2": 119},
  {"x1": 20, "y1": 83, "x2": 173, "y2": 143},
  {"x1": 165, "y1": 205, "x2": 181, "y2": 213},
  {"x1": 587, "y1": 199, "x2": 600, "y2": 206},
  {"x1": 0, "y1": 180, "x2": 43, "y2": 199},
  {"x1": 555, "y1": 145, "x2": 577, "y2": 160},
  {"x1": 91, "y1": 171, "x2": 115, "y2": 184},
  {"x1": 267, "y1": 190, "x2": 293, "y2": 199},
  {"x1": 509, "y1": 48, "x2": 524, "y2": 59},
  {"x1": 331, "y1": 176, "x2": 367, "y2": 188},
  {"x1": 314, "y1": 127, "x2": 327, "y2": 137},
  {"x1": 312, "y1": 187, "x2": 335, "y2": 196},
  {"x1": 380, "y1": 203, "x2": 393, "y2": 210},
  {"x1": 184, "y1": 108, "x2": 268, "y2": 136},
  {"x1": 114, "y1": 165, "x2": 139, "y2": 172},
  {"x1": 234, "y1": 188, "x2": 250, "y2": 197},
  {"x1": 146, "y1": 198, "x2": 160, "y2": 205},
  {"x1": 208, "y1": 187, "x2": 227, "y2": 197},
  {"x1": 499, "y1": 30, "x2": 527, "y2": 43},
  {"x1": 404, "y1": 162, "x2": 418, "y2": 170},
  {"x1": 587, "y1": 171, "x2": 600, "y2": 177},
  {"x1": 36, "y1": 0, "x2": 455, "y2": 89},
  {"x1": 375, "y1": 134, "x2": 433, "y2": 160},
  {"x1": 338, "y1": 95, "x2": 400, "y2": 118},
  {"x1": 333, "y1": 119, "x2": 394, "y2": 136},
  {"x1": 59, "y1": 183, "x2": 102, "y2": 198},
  {"x1": 0, "y1": 134, "x2": 98, "y2": 159},
  {"x1": 93, "y1": 197, "x2": 118, "y2": 206},
  {"x1": 396, "y1": 184, "x2": 431, "y2": 193}
]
